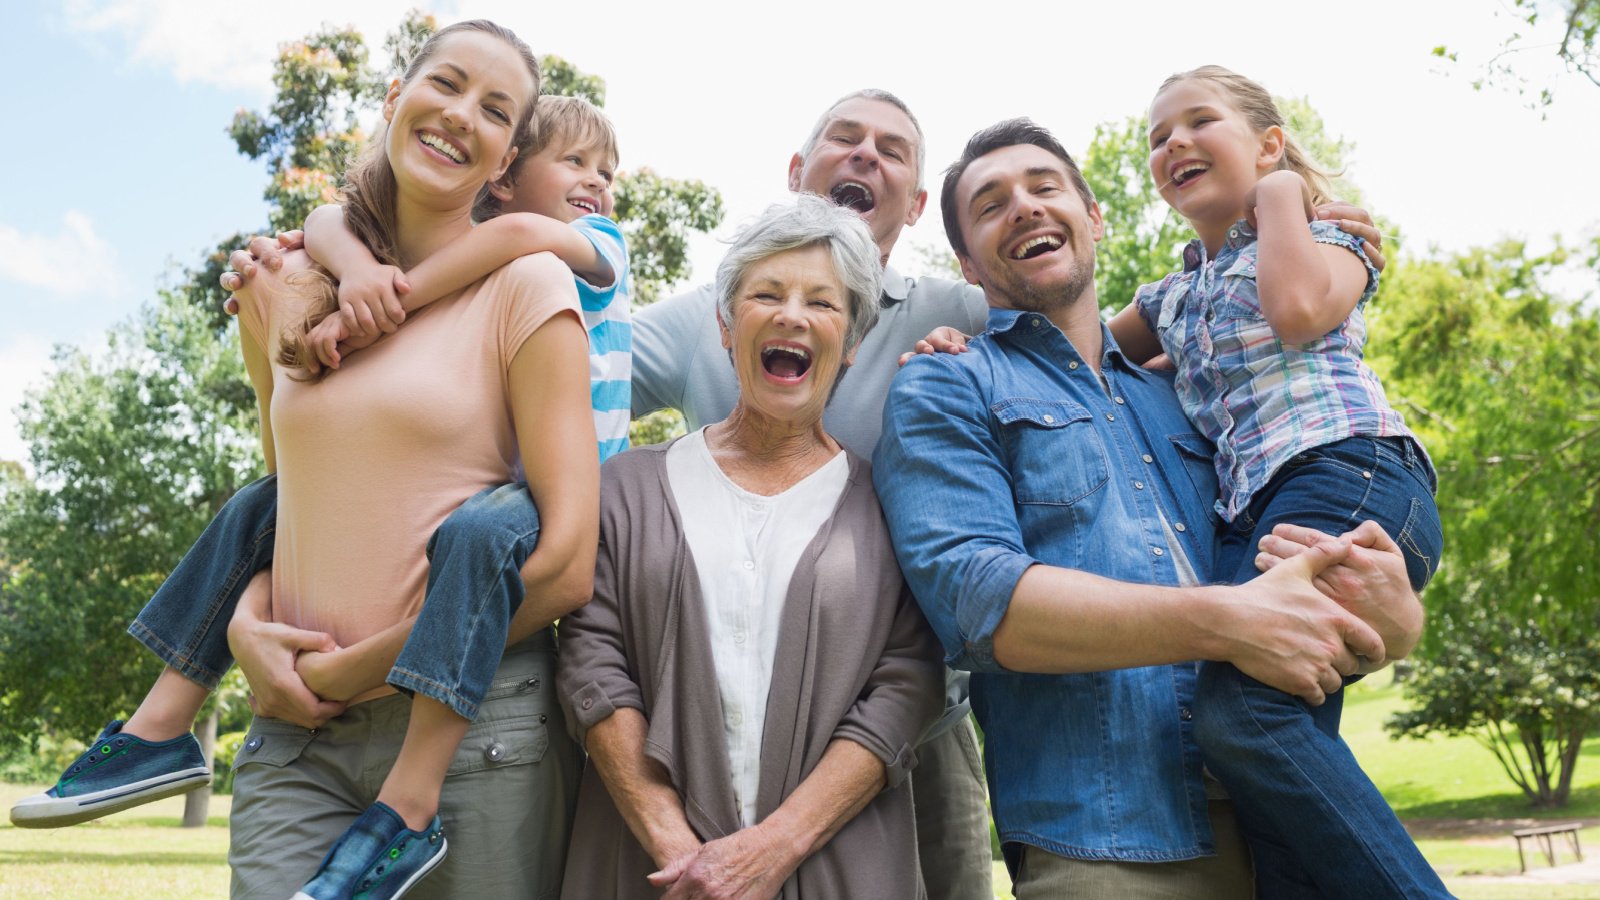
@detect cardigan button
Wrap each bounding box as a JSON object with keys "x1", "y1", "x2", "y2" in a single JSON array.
[{"x1": 581, "y1": 697, "x2": 594, "y2": 710}]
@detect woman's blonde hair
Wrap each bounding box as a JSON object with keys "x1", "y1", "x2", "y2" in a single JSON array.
[
  {"x1": 278, "y1": 20, "x2": 541, "y2": 378},
  {"x1": 1157, "y1": 65, "x2": 1336, "y2": 207}
]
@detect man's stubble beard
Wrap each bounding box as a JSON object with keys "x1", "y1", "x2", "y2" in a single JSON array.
[{"x1": 989, "y1": 253, "x2": 1095, "y2": 317}]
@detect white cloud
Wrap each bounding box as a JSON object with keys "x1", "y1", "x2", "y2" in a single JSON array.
[
  {"x1": 0, "y1": 212, "x2": 121, "y2": 297},
  {"x1": 0, "y1": 337, "x2": 55, "y2": 469},
  {"x1": 62, "y1": 0, "x2": 420, "y2": 92}
]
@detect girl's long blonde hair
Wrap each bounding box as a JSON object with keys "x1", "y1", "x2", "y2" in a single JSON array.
[
  {"x1": 277, "y1": 20, "x2": 541, "y2": 378},
  {"x1": 1157, "y1": 65, "x2": 1337, "y2": 207}
]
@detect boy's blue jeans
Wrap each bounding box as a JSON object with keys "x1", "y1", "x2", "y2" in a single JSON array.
[
  {"x1": 129, "y1": 476, "x2": 539, "y2": 721},
  {"x1": 1197, "y1": 436, "x2": 1451, "y2": 899}
]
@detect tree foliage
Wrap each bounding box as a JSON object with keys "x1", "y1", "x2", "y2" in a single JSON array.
[
  {"x1": 1435, "y1": 0, "x2": 1600, "y2": 110},
  {"x1": 1388, "y1": 611, "x2": 1600, "y2": 807},
  {"x1": 0, "y1": 292, "x2": 261, "y2": 749},
  {"x1": 1369, "y1": 241, "x2": 1600, "y2": 805}
]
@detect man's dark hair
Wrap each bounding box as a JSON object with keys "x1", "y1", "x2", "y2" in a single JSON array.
[{"x1": 940, "y1": 118, "x2": 1096, "y2": 257}]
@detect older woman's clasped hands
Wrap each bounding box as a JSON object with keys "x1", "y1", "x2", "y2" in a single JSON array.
[{"x1": 556, "y1": 196, "x2": 945, "y2": 899}]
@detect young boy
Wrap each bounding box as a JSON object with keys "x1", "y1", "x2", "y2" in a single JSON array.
[{"x1": 10, "y1": 98, "x2": 630, "y2": 855}]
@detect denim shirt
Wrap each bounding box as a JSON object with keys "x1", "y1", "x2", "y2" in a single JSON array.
[{"x1": 874, "y1": 309, "x2": 1223, "y2": 863}]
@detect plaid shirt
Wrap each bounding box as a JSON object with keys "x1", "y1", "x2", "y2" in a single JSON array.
[{"x1": 1135, "y1": 219, "x2": 1422, "y2": 521}]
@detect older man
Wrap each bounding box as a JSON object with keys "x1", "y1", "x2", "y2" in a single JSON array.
[
  {"x1": 630, "y1": 89, "x2": 995, "y2": 899},
  {"x1": 873, "y1": 119, "x2": 1427, "y2": 898}
]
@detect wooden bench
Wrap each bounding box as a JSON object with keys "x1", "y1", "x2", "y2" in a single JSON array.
[{"x1": 1512, "y1": 822, "x2": 1584, "y2": 872}]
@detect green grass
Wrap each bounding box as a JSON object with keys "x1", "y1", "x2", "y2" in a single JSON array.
[
  {"x1": 0, "y1": 784, "x2": 230, "y2": 898},
  {"x1": 1343, "y1": 676, "x2": 1600, "y2": 821}
]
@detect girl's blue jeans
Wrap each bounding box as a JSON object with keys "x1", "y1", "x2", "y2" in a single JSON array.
[
  {"x1": 128, "y1": 476, "x2": 540, "y2": 721},
  {"x1": 1196, "y1": 436, "x2": 1452, "y2": 899}
]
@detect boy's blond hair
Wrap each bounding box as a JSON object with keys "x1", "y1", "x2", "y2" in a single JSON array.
[{"x1": 474, "y1": 95, "x2": 620, "y2": 221}]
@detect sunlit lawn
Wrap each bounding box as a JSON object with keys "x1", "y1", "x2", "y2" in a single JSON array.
[
  {"x1": 6, "y1": 676, "x2": 1600, "y2": 899},
  {"x1": 0, "y1": 784, "x2": 230, "y2": 898}
]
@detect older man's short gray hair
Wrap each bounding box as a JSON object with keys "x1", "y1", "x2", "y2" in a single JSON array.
[
  {"x1": 798, "y1": 88, "x2": 926, "y2": 193},
  {"x1": 715, "y1": 194, "x2": 882, "y2": 357}
]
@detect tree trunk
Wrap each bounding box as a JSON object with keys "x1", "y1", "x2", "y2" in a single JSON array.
[{"x1": 181, "y1": 709, "x2": 218, "y2": 828}]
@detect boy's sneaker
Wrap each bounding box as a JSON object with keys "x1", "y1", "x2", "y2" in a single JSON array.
[
  {"x1": 293, "y1": 802, "x2": 447, "y2": 900},
  {"x1": 9, "y1": 720, "x2": 211, "y2": 828}
]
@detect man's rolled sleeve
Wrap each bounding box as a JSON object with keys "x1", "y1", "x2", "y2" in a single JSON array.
[{"x1": 873, "y1": 353, "x2": 1038, "y2": 674}]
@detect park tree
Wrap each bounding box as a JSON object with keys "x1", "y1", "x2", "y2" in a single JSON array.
[
  {"x1": 1435, "y1": 0, "x2": 1600, "y2": 110},
  {"x1": 1369, "y1": 240, "x2": 1600, "y2": 806},
  {"x1": 0, "y1": 291, "x2": 260, "y2": 824}
]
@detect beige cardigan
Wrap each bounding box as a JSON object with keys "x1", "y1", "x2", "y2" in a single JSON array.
[{"x1": 557, "y1": 440, "x2": 944, "y2": 899}]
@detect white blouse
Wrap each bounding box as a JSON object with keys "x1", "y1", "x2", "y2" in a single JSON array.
[{"x1": 665, "y1": 428, "x2": 849, "y2": 827}]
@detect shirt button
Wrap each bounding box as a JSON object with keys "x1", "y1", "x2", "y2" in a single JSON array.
[
  {"x1": 1142, "y1": 454, "x2": 1154, "y2": 464},
  {"x1": 1180, "y1": 706, "x2": 1193, "y2": 721},
  {"x1": 743, "y1": 560, "x2": 755, "y2": 570},
  {"x1": 1152, "y1": 547, "x2": 1165, "y2": 557},
  {"x1": 485, "y1": 742, "x2": 506, "y2": 762},
  {"x1": 1105, "y1": 413, "x2": 1115, "y2": 422},
  {"x1": 244, "y1": 736, "x2": 263, "y2": 753},
  {"x1": 1114, "y1": 396, "x2": 1125, "y2": 405},
  {"x1": 1362, "y1": 470, "x2": 1372, "y2": 479},
  {"x1": 1175, "y1": 523, "x2": 1187, "y2": 533},
  {"x1": 1043, "y1": 415, "x2": 1055, "y2": 424},
  {"x1": 1068, "y1": 361, "x2": 1080, "y2": 370},
  {"x1": 581, "y1": 697, "x2": 594, "y2": 710},
  {"x1": 734, "y1": 631, "x2": 747, "y2": 644},
  {"x1": 730, "y1": 711, "x2": 743, "y2": 727},
  {"x1": 1031, "y1": 317, "x2": 1042, "y2": 329},
  {"x1": 1134, "y1": 481, "x2": 1145, "y2": 490}
]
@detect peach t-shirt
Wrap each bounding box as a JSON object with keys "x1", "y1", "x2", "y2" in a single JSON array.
[{"x1": 239, "y1": 254, "x2": 581, "y2": 699}]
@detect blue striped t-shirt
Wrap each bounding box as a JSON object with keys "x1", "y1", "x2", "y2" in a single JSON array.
[{"x1": 571, "y1": 215, "x2": 631, "y2": 462}]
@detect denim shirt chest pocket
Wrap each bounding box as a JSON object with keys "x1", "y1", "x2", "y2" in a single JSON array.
[{"x1": 993, "y1": 399, "x2": 1109, "y2": 506}]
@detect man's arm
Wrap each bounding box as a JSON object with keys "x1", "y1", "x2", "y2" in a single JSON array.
[
  {"x1": 873, "y1": 355, "x2": 1383, "y2": 706},
  {"x1": 629, "y1": 284, "x2": 712, "y2": 418}
]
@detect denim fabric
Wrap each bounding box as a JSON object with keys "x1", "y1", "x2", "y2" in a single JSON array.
[
  {"x1": 127, "y1": 474, "x2": 278, "y2": 689},
  {"x1": 874, "y1": 310, "x2": 1224, "y2": 862},
  {"x1": 1199, "y1": 435, "x2": 1449, "y2": 898},
  {"x1": 388, "y1": 483, "x2": 541, "y2": 721}
]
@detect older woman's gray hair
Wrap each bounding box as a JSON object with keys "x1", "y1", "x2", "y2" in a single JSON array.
[{"x1": 715, "y1": 194, "x2": 883, "y2": 356}]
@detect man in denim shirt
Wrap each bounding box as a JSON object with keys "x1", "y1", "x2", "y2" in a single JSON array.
[{"x1": 873, "y1": 119, "x2": 1424, "y2": 896}]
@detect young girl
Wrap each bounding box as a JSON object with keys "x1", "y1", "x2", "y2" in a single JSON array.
[
  {"x1": 12, "y1": 22, "x2": 605, "y2": 900},
  {"x1": 1106, "y1": 66, "x2": 1448, "y2": 899}
]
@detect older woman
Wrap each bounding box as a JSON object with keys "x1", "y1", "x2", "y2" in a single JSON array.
[{"x1": 557, "y1": 195, "x2": 945, "y2": 899}]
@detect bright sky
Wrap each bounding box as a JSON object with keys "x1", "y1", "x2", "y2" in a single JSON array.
[{"x1": 4, "y1": 0, "x2": 1598, "y2": 466}]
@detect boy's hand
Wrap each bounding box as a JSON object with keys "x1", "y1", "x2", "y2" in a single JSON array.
[
  {"x1": 897, "y1": 326, "x2": 971, "y2": 366},
  {"x1": 1245, "y1": 170, "x2": 1314, "y2": 232},
  {"x1": 305, "y1": 315, "x2": 350, "y2": 373},
  {"x1": 337, "y1": 263, "x2": 410, "y2": 337}
]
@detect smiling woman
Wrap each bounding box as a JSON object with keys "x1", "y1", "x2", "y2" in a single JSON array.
[{"x1": 556, "y1": 196, "x2": 945, "y2": 899}]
